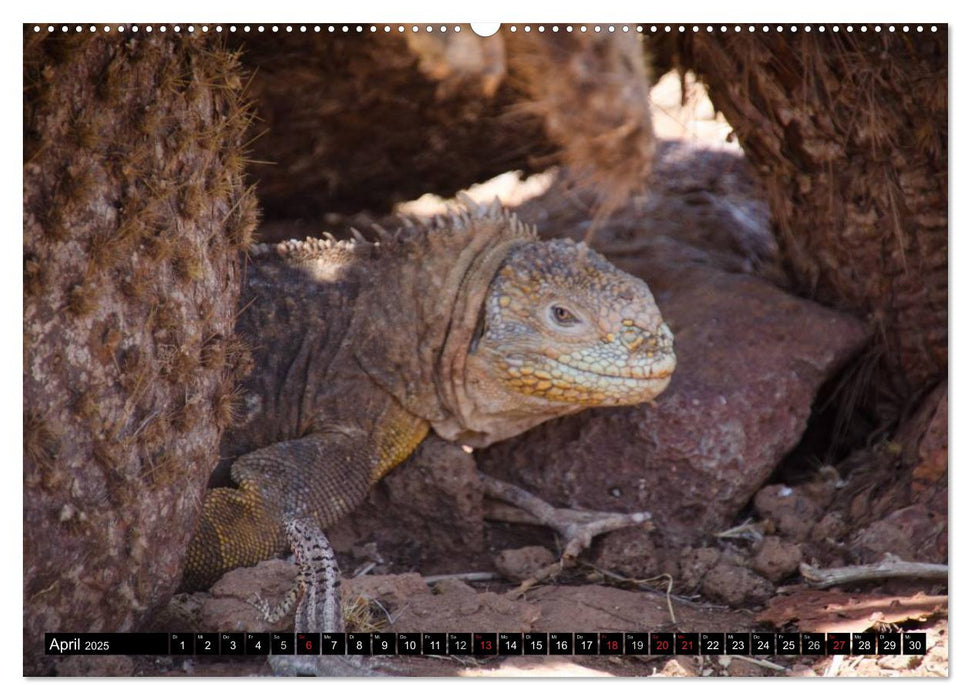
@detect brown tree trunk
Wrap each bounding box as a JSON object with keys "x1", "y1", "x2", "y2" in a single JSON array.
[
  {"x1": 234, "y1": 29, "x2": 654, "y2": 221},
  {"x1": 23, "y1": 31, "x2": 257, "y2": 674},
  {"x1": 674, "y1": 30, "x2": 947, "y2": 405},
  {"x1": 234, "y1": 31, "x2": 554, "y2": 219}
]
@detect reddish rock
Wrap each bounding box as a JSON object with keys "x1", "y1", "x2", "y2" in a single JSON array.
[
  {"x1": 754, "y1": 484, "x2": 825, "y2": 541},
  {"x1": 478, "y1": 233, "x2": 868, "y2": 542},
  {"x1": 751, "y1": 537, "x2": 803, "y2": 583},
  {"x1": 494, "y1": 546, "x2": 556, "y2": 582},
  {"x1": 392, "y1": 579, "x2": 541, "y2": 634},
  {"x1": 811, "y1": 512, "x2": 850, "y2": 543},
  {"x1": 701, "y1": 563, "x2": 775, "y2": 607},
  {"x1": 679, "y1": 547, "x2": 720, "y2": 590},
  {"x1": 851, "y1": 505, "x2": 946, "y2": 565},
  {"x1": 592, "y1": 528, "x2": 660, "y2": 580}
]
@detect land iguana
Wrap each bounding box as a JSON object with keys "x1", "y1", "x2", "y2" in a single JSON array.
[{"x1": 184, "y1": 199, "x2": 676, "y2": 619}]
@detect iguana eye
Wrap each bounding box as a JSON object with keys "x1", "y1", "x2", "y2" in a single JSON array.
[{"x1": 549, "y1": 304, "x2": 580, "y2": 326}]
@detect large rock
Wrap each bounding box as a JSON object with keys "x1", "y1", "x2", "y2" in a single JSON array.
[
  {"x1": 478, "y1": 227, "x2": 868, "y2": 541},
  {"x1": 23, "y1": 32, "x2": 257, "y2": 674}
]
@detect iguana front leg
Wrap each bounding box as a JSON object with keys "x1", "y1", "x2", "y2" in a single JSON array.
[
  {"x1": 184, "y1": 433, "x2": 368, "y2": 591},
  {"x1": 184, "y1": 411, "x2": 429, "y2": 591}
]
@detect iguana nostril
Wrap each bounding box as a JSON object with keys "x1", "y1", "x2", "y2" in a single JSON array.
[{"x1": 620, "y1": 327, "x2": 643, "y2": 351}]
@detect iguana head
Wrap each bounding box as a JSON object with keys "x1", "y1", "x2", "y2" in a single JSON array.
[
  {"x1": 361, "y1": 201, "x2": 675, "y2": 447},
  {"x1": 451, "y1": 237, "x2": 676, "y2": 445},
  {"x1": 472, "y1": 238, "x2": 675, "y2": 405}
]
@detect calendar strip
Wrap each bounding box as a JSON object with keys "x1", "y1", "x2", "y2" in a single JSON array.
[{"x1": 45, "y1": 631, "x2": 927, "y2": 656}]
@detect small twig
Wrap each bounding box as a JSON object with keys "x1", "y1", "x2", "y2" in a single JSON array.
[
  {"x1": 387, "y1": 602, "x2": 409, "y2": 626},
  {"x1": 722, "y1": 655, "x2": 788, "y2": 672},
  {"x1": 715, "y1": 519, "x2": 763, "y2": 541},
  {"x1": 655, "y1": 575, "x2": 677, "y2": 626},
  {"x1": 370, "y1": 597, "x2": 395, "y2": 627},
  {"x1": 483, "y1": 501, "x2": 543, "y2": 526},
  {"x1": 583, "y1": 562, "x2": 678, "y2": 625},
  {"x1": 511, "y1": 560, "x2": 564, "y2": 597},
  {"x1": 422, "y1": 572, "x2": 501, "y2": 584},
  {"x1": 800, "y1": 555, "x2": 948, "y2": 588},
  {"x1": 824, "y1": 654, "x2": 844, "y2": 677},
  {"x1": 353, "y1": 562, "x2": 377, "y2": 578}
]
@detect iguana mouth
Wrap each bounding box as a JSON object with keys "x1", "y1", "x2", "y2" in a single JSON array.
[
  {"x1": 500, "y1": 358, "x2": 673, "y2": 406},
  {"x1": 551, "y1": 358, "x2": 676, "y2": 383}
]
